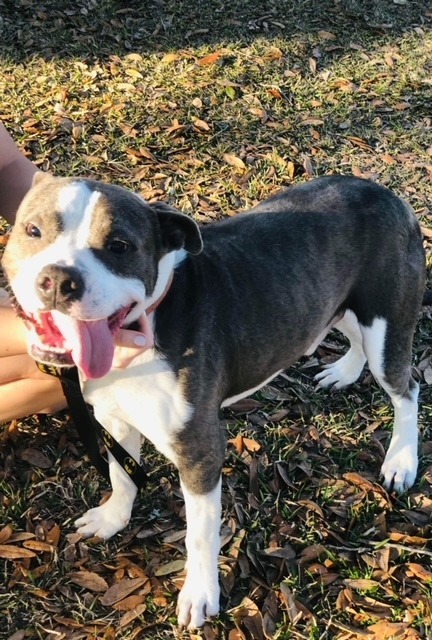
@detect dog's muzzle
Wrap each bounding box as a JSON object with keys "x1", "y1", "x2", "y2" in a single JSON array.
[{"x1": 36, "y1": 264, "x2": 85, "y2": 312}]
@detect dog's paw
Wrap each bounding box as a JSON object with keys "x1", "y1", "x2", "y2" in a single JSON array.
[
  {"x1": 177, "y1": 576, "x2": 219, "y2": 629},
  {"x1": 75, "y1": 499, "x2": 131, "y2": 540},
  {"x1": 315, "y1": 349, "x2": 365, "y2": 390},
  {"x1": 381, "y1": 444, "x2": 418, "y2": 494}
]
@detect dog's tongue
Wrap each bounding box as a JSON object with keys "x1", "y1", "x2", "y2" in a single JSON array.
[{"x1": 51, "y1": 311, "x2": 114, "y2": 379}]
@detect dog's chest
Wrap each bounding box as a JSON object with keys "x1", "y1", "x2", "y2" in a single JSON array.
[{"x1": 83, "y1": 351, "x2": 192, "y2": 461}]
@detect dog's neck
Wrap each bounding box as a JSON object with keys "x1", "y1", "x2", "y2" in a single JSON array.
[{"x1": 146, "y1": 271, "x2": 173, "y2": 315}]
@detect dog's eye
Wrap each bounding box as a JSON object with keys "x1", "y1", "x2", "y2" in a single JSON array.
[
  {"x1": 107, "y1": 239, "x2": 131, "y2": 254},
  {"x1": 25, "y1": 223, "x2": 41, "y2": 238}
]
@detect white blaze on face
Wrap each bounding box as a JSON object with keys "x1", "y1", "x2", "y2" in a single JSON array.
[{"x1": 58, "y1": 182, "x2": 101, "y2": 248}]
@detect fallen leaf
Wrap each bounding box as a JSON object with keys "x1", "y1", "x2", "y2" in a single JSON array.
[
  {"x1": 21, "y1": 448, "x2": 52, "y2": 469},
  {"x1": 125, "y1": 68, "x2": 143, "y2": 79},
  {"x1": 223, "y1": 153, "x2": 246, "y2": 170},
  {"x1": 318, "y1": 30, "x2": 336, "y2": 40},
  {"x1": 112, "y1": 595, "x2": 146, "y2": 612},
  {"x1": 343, "y1": 578, "x2": 380, "y2": 590},
  {"x1": 23, "y1": 540, "x2": 55, "y2": 553},
  {"x1": 301, "y1": 118, "x2": 324, "y2": 126},
  {"x1": 162, "y1": 52, "x2": 179, "y2": 64},
  {"x1": 119, "y1": 604, "x2": 146, "y2": 628},
  {"x1": 69, "y1": 571, "x2": 109, "y2": 592},
  {"x1": 0, "y1": 545, "x2": 36, "y2": 559},
  {"x1": 197, "y1": 51, "x2": 223, "y2": 66},
  {"x1": 153, "y1": 559, "x2": 185, "y2": 576},
  {"x1": 192, "y1": 118, "x2": 211, "y2": 132},
  {"x1": 100, "y1": 577, "x2": 147, "y2": 606},
  {"x1": 0, "y1": 524, "x2": 13, "y2": 545},
  {"x1": 405, "y1": 563, "x2": 432, "y2": 582}
]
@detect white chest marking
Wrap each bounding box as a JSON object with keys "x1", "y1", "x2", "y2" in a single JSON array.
[{"x1": 84, "y1": 350, "x2": 193, "y2": 464}]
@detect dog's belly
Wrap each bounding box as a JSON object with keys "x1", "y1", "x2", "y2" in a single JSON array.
[
  {"x1": 221, "y1": 370, "x2": 283, "y2": 408},
  {"x1": 83, "y1": 351, "x2": 192, "y2": 463}
]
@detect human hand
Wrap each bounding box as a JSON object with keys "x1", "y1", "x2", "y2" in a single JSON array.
[{"x1": 112, "y1": 312, "x2": 154, "y2": 369}]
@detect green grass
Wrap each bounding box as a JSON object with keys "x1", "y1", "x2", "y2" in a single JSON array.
[{"x1": 1, "y1": 1, "x2": 432, "y2": 638}]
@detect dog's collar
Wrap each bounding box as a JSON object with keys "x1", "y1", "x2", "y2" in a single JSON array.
[{"x1": 145, "y1": 271, "x2": 174, "y2": 315}]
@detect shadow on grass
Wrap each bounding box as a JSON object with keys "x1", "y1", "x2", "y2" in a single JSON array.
[{"x1": 0, "y1": 0, "x2": 430, "y2": 62}]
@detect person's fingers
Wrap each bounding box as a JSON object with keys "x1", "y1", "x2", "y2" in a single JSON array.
[
  {"x1": 112, "y1": 313, "x2": 154, "y2": 369},
  {"x1": 114, "y1": 329, "x2": 147, "y2": 349}
]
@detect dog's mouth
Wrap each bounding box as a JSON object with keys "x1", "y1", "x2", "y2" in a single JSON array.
[{"x1": 14, "y1": 298, "x2": 134, "y2": 380}]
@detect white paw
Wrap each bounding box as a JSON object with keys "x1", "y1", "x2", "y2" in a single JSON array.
[
  {"x1": 177, "y1": 575, "x2": 220, "y2": 629},
  {"x1": 381, "y1": 442, "x2": 418, "y2": 493},
  {"x1": 75, "y1": 499, "x2": 131, "y2": 539},
  {"x1": 315, "y1": 349, "x2": 365, "y2": 390}
]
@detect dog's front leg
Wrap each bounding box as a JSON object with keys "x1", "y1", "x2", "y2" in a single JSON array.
[
  {"x1": 75, "y1": 417, "x2": 140, "y2": 540},
  {"x1": 177, "y1": 476, "x2": 222, "y2": 629}
]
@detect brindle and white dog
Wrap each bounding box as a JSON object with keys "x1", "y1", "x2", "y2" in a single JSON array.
[{"x1": 3, "y1": 173, "x2": 426, "y2": 628}]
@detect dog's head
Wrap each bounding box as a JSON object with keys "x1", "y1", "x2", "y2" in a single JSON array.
[{"x1": 3, "y1": 173, "x2": 202, "y2": 379}]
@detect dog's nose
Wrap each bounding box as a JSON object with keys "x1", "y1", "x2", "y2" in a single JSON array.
[{"x1": 37, "y1": 265, "x2": 85, "y2": 310}]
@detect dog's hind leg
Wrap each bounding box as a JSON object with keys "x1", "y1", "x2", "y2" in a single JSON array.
[
  {"x1": 315, "y1": 309, "x2": 367, "y2": 389},
  {"x1": 360, "y1": 317, "x2": 419, "y2": 493},
  {"x1": 75, "y1": 417, "x2": 140, "y2": 539}
]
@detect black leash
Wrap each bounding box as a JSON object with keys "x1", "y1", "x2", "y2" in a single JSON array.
[{"x1": 36, "y1": 362, "x2": 147, "y2": 489}]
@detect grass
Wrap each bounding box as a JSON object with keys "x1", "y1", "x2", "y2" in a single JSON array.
[{"x1": 1, "y1": 0, "x2": 432, "y2": 638}]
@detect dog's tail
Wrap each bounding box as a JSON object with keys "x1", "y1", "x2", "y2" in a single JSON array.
[{"x1": 423, "y1": 289, "x2": 432, "y2": 306}]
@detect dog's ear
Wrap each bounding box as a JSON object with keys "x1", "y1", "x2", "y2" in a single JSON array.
[
  {"x1": 32, "y1": 171, "x2": 53, "y2": 187},
  {"x1": 151, "y1": 202, "x2": 203, "y2": 255}
]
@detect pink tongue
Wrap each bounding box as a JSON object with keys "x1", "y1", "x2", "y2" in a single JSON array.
[{"x1": 51, "y1": 311, "x2": 115, "y2": 379}]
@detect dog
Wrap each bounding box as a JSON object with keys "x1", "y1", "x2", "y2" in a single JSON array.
[{"x1": 3, "y1": 173, "x2": 426, "y2": 628}]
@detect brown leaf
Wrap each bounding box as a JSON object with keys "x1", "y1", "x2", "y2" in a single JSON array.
[
  {"x1": 69, "y1": 571, "x2": 109, "y2": 592},
  {"x1": 299, "y1": 544, "x2": 326, "y2": 565},
  {"x1": 7, "y1": 631, "x2": 26, "y2": 640},
  {"x1": 389, "y1": 531, "x2": 430, "y2": 545},
  {"x1": 405, "y1": 563, "x2": 432, "y2": 582},
  {"x1": 197, "y1": 51, "x2": 223, "y2": 66},
  {"x1": 301, "y1": 118, "x2": 324, "y2": 126},
  {"x1": 0, "y1": 524, "x2": 13, "y2": 545},
  {"x1": 118, "y1": 123, "x2": 138, "y2": 137},
  {"x1": 119, "y1": 604, "x2": 146, "y2": 628},
  {"x1": 346, "y1": 136, "x2": 373, "y2": 151},
  {"x1": 279, "y1": 583, "x2": 302, "y2": 625},
  {"x1": 298, "y1": 499, "x2": 324, "y2": 518},
  {"x1": 231, "y1": 598, "x2": 265, "y2": 640},
  {"x1": 100, "y1": 577, "x2": 147, "y2": 606},
  {"x1": 162, "y1": 52, "x2": 179, "y2": 64},
  {"x1": 21, "y1": 448, "x2": 52, "y2": 469},
  {"x1": 153, "y1": 559, "x2": 185, "y2": 576},
  {"x1": 267, "y1": 88, "x2": 283, "y2": 99},
  {"x1": 243, "y1": 437, "x2": 261, "y2": 453},
  {"x1": 125, "y1": 68, "x2": 143, "y2": 79},
  {"x1": 192, "y1": 118, "x2": 211, "y2": 132},
  {"x1": 0, "y1": 544, "x2": 36, "y2": 559},
  {"x1": 113, "y1": 595, "x2": 146, "y2": 611},
  {"x1": 344, "y1": 472, "x2": 375, "y2": 491},
  {"x1": 46, "y1": 524, "x2": 61, "y2": 548},
  {"x1": 343, "y1": 578, "x2": 380, "y2": 590},
  {"x1": 420, "y1": 224, "x2": 432, "y2": 239},
  {"x1": 223, "y1": 153, "x2": 246, "y2": 170},
  {"x1": 318, "y1": 30, "x2": 336, "y2": 40},
  {"x1": 23, "y1": 540, "x2": 55, "y2": 553},
  {"x1": 366, "y1": 621, "x2": 420, "y2": 639},
  {"x1": 303, "y1": 155, "x2": 314, "y2": 178},
  {"x1": 309, "y1": 57, "x2": 317, "y2": 73}
]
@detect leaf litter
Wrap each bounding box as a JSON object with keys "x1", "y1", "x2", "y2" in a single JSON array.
[{"x1": 0, "y1": 0, "x2": 432, "y2": 638}]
